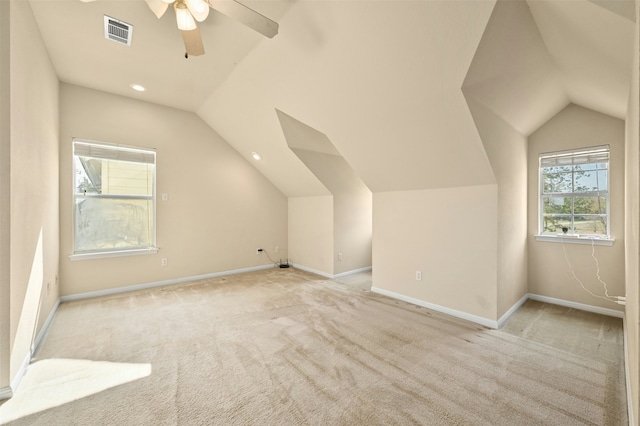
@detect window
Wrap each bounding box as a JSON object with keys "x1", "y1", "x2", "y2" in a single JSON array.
[
  {"x1": 539, "y1": 145, "x2": 609, "y2": 238},
  {"x1": 72, "y1": 139, "x2": 157, "y2": 258}
]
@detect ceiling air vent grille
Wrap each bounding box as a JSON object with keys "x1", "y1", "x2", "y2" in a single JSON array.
[{"x1": 104, "y1": 15, "x2": 133, "y2": 46}]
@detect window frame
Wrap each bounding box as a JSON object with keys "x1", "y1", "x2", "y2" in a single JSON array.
[
  {"x1": 70, "y1": 138, "x2": 158, "y2": 260},
  {"x1": 536, "y1": 145, "x2": 613, "y2": 245}
]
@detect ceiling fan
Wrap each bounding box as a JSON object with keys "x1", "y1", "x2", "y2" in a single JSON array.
[{"x1": 83, "y1": 0, "x2": 279, "y2": 57}]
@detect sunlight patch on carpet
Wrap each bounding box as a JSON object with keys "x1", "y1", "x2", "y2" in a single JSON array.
[{"x1": 0, "y1": 358, "x2": 151, "y2": 423}]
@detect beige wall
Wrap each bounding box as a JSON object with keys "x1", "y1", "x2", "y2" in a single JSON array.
[
  {"x1": 288, "y1": 150, "x2": 372, "y2": 276},
  {"x1": 373, "y1": 186, "x2": 498, "y2": 321},
  {"x1": 59, "y1": 84, "x2": 287, "y2": 296},
  {"x1": 333, "y1": 192, "x2": 372, "y2": 275},
  {"x1": 625, "y1": 1, "x2": 639, "y2": 422},
  {"x1": 288, "y1": 196, "x2": 334, "y2": 275},
  {"x1": 7, "y1": 0, "x2": 60, "y2": 383},
  {"x1": 0, "y1": 0, "x2": 9, "y2": 392},
  {"x1": 465, "y1": 97, "x2": 528, "y2": 317},
  {"x1": 279, "y1": 111, "x2": 372, "y2": 276},
  {"x1": 528, "y1": 104, "x2": 625, "y2": 312}
]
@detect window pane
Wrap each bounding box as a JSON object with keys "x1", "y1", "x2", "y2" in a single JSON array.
[
  {"x1": 543, "y1": 171, "x2": 572, "y2": 193},
  {"x1": 574, "y1": 168, "x2": 607, "y2": 192},
  {"x1": 542, "y1": 215, "x2": 572, "y2": 234},
  {"x1": 76, "y1": 156, "x2": 153, "y2": 197},
  {"x1": 574, "y1": 196, "x2": 607, "y2": 215},
  {"x1": 75, "y1": 157, "x2": 101, "y2": 195},
  {"x1": 75, "y1": 197, "x2": 153, "y2": 252},
  {"x1": 542, "y1": 196, "x2": 570, "y2": 214},
  {"x1": 573, "y1": 215, "x2": 607, "y2": 235}
]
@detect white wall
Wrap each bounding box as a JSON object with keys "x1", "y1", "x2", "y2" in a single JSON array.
[
  {"x1": 288, "y1": 196, "x2": 333, "y2": 275},
  {"x1": 528, "y1": 104, "x2": 625, "y2": 312},
  {"x1": 373, "y1": 186, "x2": 498, "y2": 321},
  {"x1": 59, "y1": 84, "x2": 287, "y2": 296},
  {"x1": 7, "y1": 0, "x2": 60, "y2": 386}
]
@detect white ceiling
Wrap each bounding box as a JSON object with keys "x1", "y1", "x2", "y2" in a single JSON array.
[{"x1": 28, "y1": 0, "x2": 636, "y2": 197}]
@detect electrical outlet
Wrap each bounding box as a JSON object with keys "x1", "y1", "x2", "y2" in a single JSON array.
[
  {"x1": 256, "y1": 248, "x2": 263, "y2": 255},
  {"x1": 275, "y1": 246, "x2": 279, "y2": 253},
  {"x1": 161, "y1": 258, "x2": 168, "y2": 267},
  {"x1": 338, "y1": 252, "x2": 343, "y2": 261},
  {"x1": 416, "y1": 271, "x2": 422, "y2": 281},
  {"x1": 162, "y1": 193, "x2": 169, "y2": 201}
]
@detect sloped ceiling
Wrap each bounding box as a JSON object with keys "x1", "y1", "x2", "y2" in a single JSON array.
[
  {"x1": 197, "y1": 0, "x2": 498, "y2": 195},
  {"x1": 528, "y1": 0, "x2": 634, "y2": 121},
  {"x1": 277, "y1": 110, "x2": 370, "y2": 197},
  {"x1": 462, "y1": 0, "x2": 569, "y2": 135},
  {"x1": 29, "y1": 0, "x2": 293, "y2": 111},
  {"x1": 27, "y1": 0, "x2": 636, "y2": 197}
]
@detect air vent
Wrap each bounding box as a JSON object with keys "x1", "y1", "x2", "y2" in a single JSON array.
[{"x1": 104, "y1": 15, "x2": 133, "y2": 46}]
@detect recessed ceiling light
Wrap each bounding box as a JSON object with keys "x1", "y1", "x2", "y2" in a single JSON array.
[
  {"x1": 252, "y1": 152, "x2": 262, "y2": 161},
  {"x1": 130, "y1": 84, "x2": 146, "y2": 92}
]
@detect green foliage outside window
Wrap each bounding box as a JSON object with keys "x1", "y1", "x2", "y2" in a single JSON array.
[{"x1": 541, "y1": 160, "x2": 608, "y2": 236}]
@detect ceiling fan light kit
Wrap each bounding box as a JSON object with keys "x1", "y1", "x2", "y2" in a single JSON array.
[
  {"x1": 174, "y1": 2, "x2": 197, "y2": 31},
  {"x1": 185, "y1": 0, "x2": 210, "y2": 22}
]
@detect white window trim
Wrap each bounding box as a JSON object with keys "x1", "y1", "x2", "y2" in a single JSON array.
[
  {"x1": 70, "y1": 247, "x2": 159, "y2": 261},
  {"x1": 534, "y1": 234, "x2": 615, "y2": 246},
  {"x1": 72, "y1": 138, "x2": 158, "y2": 259},
  {"x1": 538, "y1": 145, "x2": 610, "y2": 240}
]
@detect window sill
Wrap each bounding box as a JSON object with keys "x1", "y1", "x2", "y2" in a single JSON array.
[
  {"x1": 534, "y1": 235, "x2": 614, "y2": 246},
  {"x1": 70, "y1": 247, "x2": 159, "y2": 261}
]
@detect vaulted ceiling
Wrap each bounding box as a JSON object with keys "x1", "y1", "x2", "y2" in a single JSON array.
[{"x1": 29, "y1": 0, "x2": 636, "y2": 196}]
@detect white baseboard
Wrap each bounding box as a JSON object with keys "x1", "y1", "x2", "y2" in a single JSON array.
[
  {"x1": 334, "y1": 266, "x2": 372, "y2": 279},
  {"x1": 289, "y1": 264, "x2": 334, "y2": 279},
  {"x1": 1, "y1": 299, "x2": 62, "y2": 401},
  {"x1": 61, "y1": 264, "x2": 275, "y2": 302},
  {"x1": 10, "y1": 350, "x2": 30, "y2": 396},
  {"x1": 371, "y1": 286, "x2": 499, "y2": 329},
  {"x1": 290, "y1": 264, "x2": 373, "y2": 280},
  {"x1": 527, "y1": 293, "x2": 624, "y2": 318},
  {"x1": 0, "y1": 386, "x2": 12, "y2": 400},
  {"x1": 33, "y1": 298, "x2": 61, "y2": 356},
  {"x1": 497, "y1": 293, "x2": 529, "y2": 329},
  {"x1": 367, "y1": 289, "x2": 623, "y2": 330}
]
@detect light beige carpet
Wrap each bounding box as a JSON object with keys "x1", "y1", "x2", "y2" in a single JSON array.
[{"x1": 1, "y1": 268, "x2": 627, "y2": 425}]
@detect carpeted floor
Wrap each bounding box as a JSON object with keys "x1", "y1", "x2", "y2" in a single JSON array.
[{"x1": 0, "y1": 268, "x2": 627, "y2": 425}]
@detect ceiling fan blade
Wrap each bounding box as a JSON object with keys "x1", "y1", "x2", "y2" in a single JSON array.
[
  {"x1": 145, "y1": 0, "x2": 170, "y2": 19},
  {"x1": 208, "y1": 0, "x2": 278, "y2": 38},
  {"x1": 181, "y1": 27, "x2": 205, "y2": 57}
]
